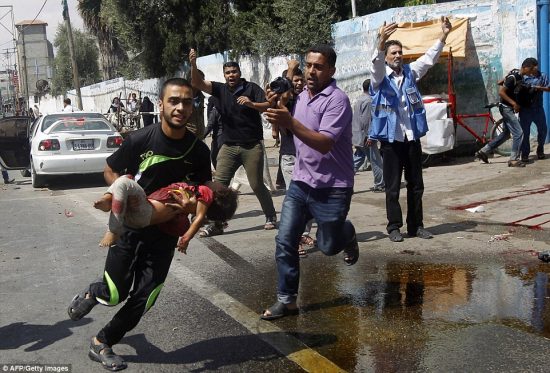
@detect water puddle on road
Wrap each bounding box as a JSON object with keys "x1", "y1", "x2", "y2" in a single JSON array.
[{"x1": 268, "y1": 258, "x2": 550, "y2": 371}]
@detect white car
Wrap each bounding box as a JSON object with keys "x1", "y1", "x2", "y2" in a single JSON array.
[{"x1": 0, "y1": 112, "x2": 123, "y2": 188}]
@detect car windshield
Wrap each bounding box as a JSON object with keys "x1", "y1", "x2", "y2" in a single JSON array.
[
  {"x1": 41, "y1": 113, "x2": 105, "y2": 132},
  {"x1": 47, "y1": 118, "x2": 113, "y2": 133}
]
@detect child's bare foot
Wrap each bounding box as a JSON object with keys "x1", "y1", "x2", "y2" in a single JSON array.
[
  {"x1": 99, "y1": 231, "x2": 118, "y2": 247},
  {"x1": 93, "y1": 194, "x2": 112, "y2": 212}
]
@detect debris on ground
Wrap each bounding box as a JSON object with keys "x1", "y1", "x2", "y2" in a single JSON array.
[
  {"x1": 465, "y1": 205, "x2": 485, "y2": 213},
  {"x1": 539, "y1": 251, "x2": 550, "y2": 263},
  {"x1": 64, "y1": 209, "x2": 74, "y2": 217},
  {"x1": 488, "y1": 233, "x2": 511, "y2": 242}
]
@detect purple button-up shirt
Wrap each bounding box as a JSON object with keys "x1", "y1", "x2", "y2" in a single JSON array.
[{"x1": 291, "y1": 79, "x2": 354, "y2": 188}]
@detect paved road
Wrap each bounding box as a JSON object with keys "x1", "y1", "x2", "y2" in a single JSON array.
[{"x1": 2, "y1": 143, "x2": 550, "y2": 372}]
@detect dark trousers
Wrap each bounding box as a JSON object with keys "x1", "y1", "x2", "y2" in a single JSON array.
[
  {"x1": 90, "y1": 226, "x2": 176, "y2": 346},
  {"x1": 519, "y1": 106, "x2": 548, "y2": 158},
  {"x1": 276, "y1": 153, "x2": 285, "y2": 188},
  {"x1": 380, "y1": 139, "x2": 424, "y2": 234}
]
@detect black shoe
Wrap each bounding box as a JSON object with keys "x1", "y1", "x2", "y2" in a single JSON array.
[
  {"x1": 521, "y1": 157, "x2": 530, "y2": 163},
  {"x1": 537, "y1": 152, "x2": 546, "y2": 160},
  {"x1": 409, "y1": 227, "x2": 433, "y2": 239},
  {"x1": 508, "y1": 160, "x2": 526, "y2": 167},
  {"x1": 389, "y1": 230, "x2": 403, "y2": 242},
  {"x1": 475, "y1": 150, "x2": 489, "y2": 164},
  {"x1": 3, "y1": 178, "x2": 14, "y2": 184}
]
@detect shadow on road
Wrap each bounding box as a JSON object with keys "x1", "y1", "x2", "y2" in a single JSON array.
[
  {"x1": 122, "y1": 332, "x2": 337, "y2": 371},
  {"x1": 0, "y1": 318, "x2": 92, "y2": 351}
]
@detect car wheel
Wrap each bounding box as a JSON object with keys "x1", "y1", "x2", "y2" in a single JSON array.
[
  {"x1": 31, "y1": 161, "x2": 46, "y2": 188},
  {"x1": 20, "y1": 169, "x2": 31, "y2": 177}
]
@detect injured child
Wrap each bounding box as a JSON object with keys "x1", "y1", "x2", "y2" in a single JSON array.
[{"x1": 93, "y1": 175, "x2": 238, "y2": 252}]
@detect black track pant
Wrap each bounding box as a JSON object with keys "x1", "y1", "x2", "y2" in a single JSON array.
[
  {"x1": 89, "y1": 226, "x2": 176, "y2": 346},
  {"x1": 380, "y1": 139, "x2": 424, "y2": 234}
]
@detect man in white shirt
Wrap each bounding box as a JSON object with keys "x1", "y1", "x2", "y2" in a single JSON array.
[
  {"x1": 62, "y1": 98, "x2": 75, "y2": 112},
  {"x1": 368, "y1": 17, "x2": 452, "y2": 242}
]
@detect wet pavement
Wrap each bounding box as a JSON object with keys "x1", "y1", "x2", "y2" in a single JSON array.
[
  {"x1": 188, "y1": 141, "x2": 550, "y2": 371},
  {"x1": 2, "y1": 141, "x2": 550, "y2": 371}
]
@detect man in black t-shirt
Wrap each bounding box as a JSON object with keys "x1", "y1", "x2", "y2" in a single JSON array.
[
  {"x1": 67, "y1": 78, "x2": 211, "y2": 371},
  {"x1": 190, "y1": 48, "x2": 277, "y2": 236},
  {"x1": 476, "y1": 59, "x2": 539, "y2": 167}
]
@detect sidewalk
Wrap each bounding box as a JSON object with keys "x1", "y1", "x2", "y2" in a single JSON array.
[{"x1": 238, "y1": 140, "x2": 550, "y2": 261}]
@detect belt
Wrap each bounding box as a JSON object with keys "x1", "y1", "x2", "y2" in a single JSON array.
[{"x1": 224, "y1": 141, "x2": 260, "y2": 146}]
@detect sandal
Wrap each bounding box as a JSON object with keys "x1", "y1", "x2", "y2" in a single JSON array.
[
  {"x1": 343, "y1": 235, "x2": 359, "y2": 266},
  {"x1": 88, "y1": 339, "x2": 127, "y2": 371},
  {"x1": 260, "y1": 301, "x2": 299, "y2": 320},
  {"x1": 298, "y1": 243, "x2": 308, "y2": 258},
  {"x1": 68, "y1": 289, "x2": 98, "y2": 321},
  {"x1": 300, "y1": 235, "x2": 316, "y2": 248}
]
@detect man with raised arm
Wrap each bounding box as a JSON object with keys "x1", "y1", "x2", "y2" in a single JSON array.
[
  {"x1": 369, "y1": 17, "x2": 452, "y2": 242},
  {"x1": 189, "y1": 49, "x2": 278, "y2": 236}
]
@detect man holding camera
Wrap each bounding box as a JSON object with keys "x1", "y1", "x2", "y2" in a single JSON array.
[
  {"x1": 261, "y1": 44, "x2": 358, "y2": 320},
  {"x1": 189, "y1": 49, "x2": 277, "y2": 236}
]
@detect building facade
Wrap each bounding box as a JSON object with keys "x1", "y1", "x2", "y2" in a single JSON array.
[{"x1": 15, "y1": 19, "x2": 54, "y2": 105}]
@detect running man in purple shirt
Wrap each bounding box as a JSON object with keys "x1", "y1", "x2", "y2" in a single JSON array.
[{"x1": 261, "y1": 44, "x2": 359, "y2": 320}]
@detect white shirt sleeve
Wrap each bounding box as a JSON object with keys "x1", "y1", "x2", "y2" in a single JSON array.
[
  {"x1": 409, "y1": 40, "x2": 446, "y2": 81},
  {"x1": 370, "y1": 49, "x2": 387, "y2": 89}
]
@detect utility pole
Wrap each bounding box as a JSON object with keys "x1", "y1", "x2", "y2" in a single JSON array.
[
  {"x1": 0, "y1": 5, "x2": 20, "y2": 114},
  {"x1": 62, "y1": 0, "x2": 82, "y2": 110}
]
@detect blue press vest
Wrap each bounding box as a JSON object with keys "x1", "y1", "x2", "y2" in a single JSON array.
[{"x1": 368, "y1": 65, "x2": 428, "y2": 142}]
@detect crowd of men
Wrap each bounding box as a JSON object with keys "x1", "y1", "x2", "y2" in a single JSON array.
[{"x1": 63, "y1": 16, "x2": 550, "y2": 371}]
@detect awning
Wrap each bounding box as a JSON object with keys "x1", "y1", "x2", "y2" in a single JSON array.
[{"x1": 391, "y1": 18, "x2": 468, "y2": 58}]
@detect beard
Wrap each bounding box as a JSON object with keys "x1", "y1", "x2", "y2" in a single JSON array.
[
  {"x1": 387, "y1": 60, "x2": 402, "y2": 70},
  {"x1": 162, "y1": 110, "x2": 188, "y2": 130}
]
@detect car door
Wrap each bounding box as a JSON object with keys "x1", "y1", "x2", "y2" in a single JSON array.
[{"x1": 0, "y1": 116, "x2": 31, "y2": 170}]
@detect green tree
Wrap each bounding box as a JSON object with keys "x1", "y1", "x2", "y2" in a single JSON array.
[
  {"x1": 77, "y1": 0, "x2": 128, "y2": 80},
  {"x1": 51, "y1": 24, "x2": 101, "y2": 95},
  {"x1": 229, "y1": 0, "x2": 336, "y2": 57}
]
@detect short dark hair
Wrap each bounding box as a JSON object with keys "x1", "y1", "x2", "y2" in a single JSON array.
[
  {"x1": 205, "y1": 183, "x2": 239, "y2": 221},
  {"x1": 306, "y1": 44, "x2": 337, "y2": 67},
  {"x1": 281, "y1": 68, "x2": 303, "y2": 78},
  {"x1": 522, "y1": 57, "x2": 538, "y2": 68},
  {"x1": 222, "y1": 61, "x2": 240, "y2": 71},
  {"x1": 160, "y1": 78, "x2": 192, "y2": 100},
  {"x1": 63, "y1": 98, "x2": 71, "y2": 105},
  {"x1": 384, "y1": 40, "x2": 403, "y2": 56},
  {"x1": 362, "y1": 79, "x2": 371, "y2": 92}
]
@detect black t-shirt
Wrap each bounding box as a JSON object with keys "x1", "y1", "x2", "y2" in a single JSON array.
[
  {"x1": 211, "y1": 79, "x2": 266, "y2": 142},
  {"x1": 501, "y1": 69, "x2": 535, "y2": 107},
  {"x1": 106, "y1": 124, "x2": 212, "y2": 195}
]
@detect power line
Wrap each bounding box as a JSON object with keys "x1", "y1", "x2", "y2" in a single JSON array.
[{"x1": 20, "y1": 0, "x2": 49, "y2": 32}]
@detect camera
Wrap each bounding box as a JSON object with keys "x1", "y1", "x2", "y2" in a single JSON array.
[{"x1": 269, "y1": 77, "x2": 293, "y2": 94}]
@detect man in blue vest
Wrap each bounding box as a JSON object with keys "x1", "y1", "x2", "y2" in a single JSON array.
[{"x1": 369, "y1": 17, "x2": 452, "y2": 242}]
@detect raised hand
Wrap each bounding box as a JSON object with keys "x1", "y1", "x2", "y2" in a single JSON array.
[
  {"x1": 378, "y1": 21, "x2": 398, "y2": 50},
  {"x1": 189, "y1": 48, "x2": 197, "y2": 66},
  {"x1": 441, "y1": 16, "x2": 452, "y2": 36}
]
